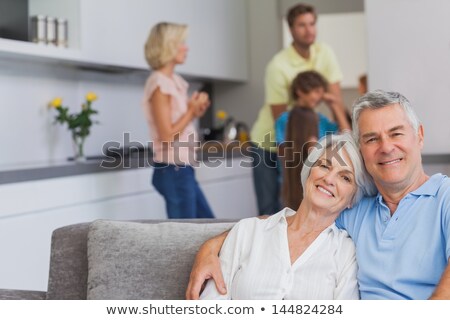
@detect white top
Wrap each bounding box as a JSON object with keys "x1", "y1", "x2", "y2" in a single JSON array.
[{"x1": 201, "y1": 208, "x2": 359, "y2": 300}]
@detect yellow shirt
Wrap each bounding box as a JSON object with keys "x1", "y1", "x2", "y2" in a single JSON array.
[{"x1": 250, "y1": 43, "x2": 343, "y2": 150}]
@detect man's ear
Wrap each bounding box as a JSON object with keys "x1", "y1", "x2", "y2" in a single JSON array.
[{"x1": 417, "y1": 124, "x2": 424, "y2": 149}]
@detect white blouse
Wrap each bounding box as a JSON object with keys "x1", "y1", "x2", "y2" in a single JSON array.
[{"x1": 201, "y1": 208, "x2": 359, "y2": 300}]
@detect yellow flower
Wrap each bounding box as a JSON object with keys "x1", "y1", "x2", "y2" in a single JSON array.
[
  {"x1": 216, "y1": 110, "x2": 228, "y2": 120},
  {"x1": 49, "y1": 97, "x2": 63, "y2": 108},
  {"x1": 86, "y1": 92, "x2": 98, "y2": 102}
]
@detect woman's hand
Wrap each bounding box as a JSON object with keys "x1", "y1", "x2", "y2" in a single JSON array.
[
  {"x1": 188, "y1": 91, "x2": 211, "y2": 118},
  {"x1": 186, "y1": 232, "x2": 229, "y2": 300}
]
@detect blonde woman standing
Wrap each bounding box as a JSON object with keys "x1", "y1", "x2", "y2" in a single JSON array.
[{"x1": 142, "y1": 22, "x2": 214, "y2": 219}]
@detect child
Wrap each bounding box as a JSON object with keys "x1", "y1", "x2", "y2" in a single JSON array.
[
  {"x1": 275, "y1": 71, "x2": 350, "y2": 145},
  {"x1": 276, "y1": 71, "x2": 351, "y2": 209}
]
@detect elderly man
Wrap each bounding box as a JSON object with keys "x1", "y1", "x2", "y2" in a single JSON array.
[{"x1": 186, "y1": 90, "x2": 450, "y2": 300}]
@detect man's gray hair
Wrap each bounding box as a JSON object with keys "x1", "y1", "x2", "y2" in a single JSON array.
[
  {"x1": 352, "y1": 90, "x2": 421, "y2": 145},
  {"x1": 300, "y1": 132, "x2": 376, "y2": 207}
]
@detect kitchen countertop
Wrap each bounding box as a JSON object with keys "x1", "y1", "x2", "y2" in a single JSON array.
[
  {"x1": 3, "y1": 142, "x2": 446, "y2": 185},
  {"x1": 0, "y1": 141, "x2": 253, "y2": 185}
]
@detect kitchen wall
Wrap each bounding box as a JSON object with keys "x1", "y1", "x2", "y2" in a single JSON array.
[
  {"x1": 366, "y1": 0, "x2": 450, "y2": 155},
  {"x1": 0, "y1": 59, "x2": 149, "y2": 168},
  {"x1": 213, "y1": 0, "x2": 281, "y2": 129},
  {"x1": 215, "y1": 0, "x2": 364, "y2": 131}
]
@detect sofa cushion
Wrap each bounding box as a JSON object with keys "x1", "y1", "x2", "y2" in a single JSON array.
[{"x1": 86, "y1": 220, "x2": 235, "y2": 300}]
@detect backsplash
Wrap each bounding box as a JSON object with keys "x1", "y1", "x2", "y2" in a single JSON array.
[{"x1": 0, "y1": 59, "x2": 148, "y2": 168}]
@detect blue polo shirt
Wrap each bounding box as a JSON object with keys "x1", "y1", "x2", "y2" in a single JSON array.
[{"x1": 336, "y1": 173, "x2": 450, "y2": 299}]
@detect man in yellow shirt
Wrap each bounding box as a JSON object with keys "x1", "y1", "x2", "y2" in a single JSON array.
[{"x1": 250, "y1": 3, "x2": 345, "y2": 215}]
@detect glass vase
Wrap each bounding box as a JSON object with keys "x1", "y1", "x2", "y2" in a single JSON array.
[{"x1": 72, "y1": 135, "x2": 86, "y2": 163}]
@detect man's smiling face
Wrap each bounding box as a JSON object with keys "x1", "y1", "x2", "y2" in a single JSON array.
[{"x1": 357, "y1": 104, "x2": 424, "y2": 191}]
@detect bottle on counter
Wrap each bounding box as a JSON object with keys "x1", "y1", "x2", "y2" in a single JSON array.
[
  {"x1": 30, "y1": 15, "x2": 46, "y2": 45},
  {"x1": 45, "y1": 16, "x2": 56, "y2": 46},
  {"x1": 56, "y1": 18, "x2": 68, "y2": 48}
]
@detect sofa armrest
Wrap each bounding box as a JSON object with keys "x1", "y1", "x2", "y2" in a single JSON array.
[{"x1": 0, "y1": 289, "x2": 46, "y2": 300}]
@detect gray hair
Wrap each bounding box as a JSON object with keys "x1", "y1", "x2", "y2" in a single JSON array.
[
  {"x1": 300, "y1": 132, "x2": 376, "y2": 207},
  {"x1": 352, "y1": 90, "x2": 421, "y2": 145}
]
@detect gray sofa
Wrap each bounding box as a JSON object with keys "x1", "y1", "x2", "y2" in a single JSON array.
[{"x1": 0, "y1": 219, "x2": 237, "y2": 300}]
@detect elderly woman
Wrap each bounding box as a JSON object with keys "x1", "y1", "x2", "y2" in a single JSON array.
[
  {"x1": 142, "y1": 22, "x2": 214, "y2": 219},
  {"x1": 200, "y1": 133, "x2": 375, "y2": 299}
]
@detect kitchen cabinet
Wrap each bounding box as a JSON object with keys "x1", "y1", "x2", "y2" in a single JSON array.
[
  {"x1": 79, "y1": 0, "x2": 248, "y2": 81},
  {"x1": 29, "y1": 0, "x2": 81, "y2": 49},
  {"x1": 0, "y1": 159, "x2": 257, "y2": 290},
  {"x1": 0, "y1": 0, "x2": 248, "y2": 81}
]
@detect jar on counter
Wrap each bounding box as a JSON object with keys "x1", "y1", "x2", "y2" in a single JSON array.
[
  {"x1": 46, "y1": 16, "x2": 56, "y2": 46},
  {"x1": 56, "y1": 18, "x2": 68, "y2": 48},
  {"x1": 30, "y1": 15, "x2": 46, "y2": 44}
]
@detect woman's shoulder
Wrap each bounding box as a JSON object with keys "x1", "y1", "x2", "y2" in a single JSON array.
[
  {"x1": 144, "y1": 71, "x2": 178, "y2": 97},
  {"x1": 330, "y1": 225, "x2": 356, "y2": 252},
  {"x1": 232, "y1": 216, "x2": 263, "y2": 232},
  {"x1": 231, "y1": 208, "x2": 294, "y2": 235},
  {"x1": 231, "y1": 212, "x2": 279, "y2": 233}
]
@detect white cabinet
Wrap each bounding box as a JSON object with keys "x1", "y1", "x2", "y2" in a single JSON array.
[
  {"x1": 4, "y1": 0, "x2": 248, "y2": 81},
  {"x1": 79, "y1": 0, "x2": 248, "y2": 81},
  {"x1": 178, "y1": 0, "x2": 248, "y2": 81},
  {"x1": 79, "y1": 0, "x2": 151, "y2": 69},
  {"x1": 29, "y1": 0, "x2": 81, "y2": 49},
  {"x1": 0, "y1": 0, "x2": 248, "y2": 81}
]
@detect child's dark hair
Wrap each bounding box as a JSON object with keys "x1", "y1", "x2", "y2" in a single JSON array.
[
  {"x1": 281, "y1": 107, "x2": 318, "y2": 209},
  {"x1": 291, "y1": 71, "x2": 328, "y2": 100}
]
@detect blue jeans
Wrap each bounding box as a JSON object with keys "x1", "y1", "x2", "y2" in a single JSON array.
[
  {"x1": 249, "y1": 144, "x2": 280, "y2": 215},
  {"x1": 152, "y1": 163, "x2": 215, "y2": 219}
]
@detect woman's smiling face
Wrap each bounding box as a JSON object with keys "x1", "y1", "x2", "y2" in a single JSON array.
[{"x1": 304, "y1": 148, "x2": 357, "y2": 214}]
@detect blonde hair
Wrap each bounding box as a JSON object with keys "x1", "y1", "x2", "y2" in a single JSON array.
[{"x1": 144, "y1": 22, "x2": 188, "y2": 69}]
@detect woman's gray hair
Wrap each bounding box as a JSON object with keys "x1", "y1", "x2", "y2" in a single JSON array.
[
  {"x1": 300, "y1": 132, "x2": 376, "y2": 207},
  {"x1": 144, "y1": 22, "x2": 188, "y2": 69},
  {"x1": 352, "y1": 90, "x2": 421, "y2": 145}
]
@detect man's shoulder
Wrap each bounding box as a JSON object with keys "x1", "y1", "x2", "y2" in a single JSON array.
[
  {"x1": 430, "y1": 173, "x2": 450, "y2": 199},
  {"x1": 415, "y1": 173, "x2": 450, "y2": 197},
  {"x1": 313, "y1": 41, "x2": 333, "y2": 51},
  {"x1": 436, "y1": 173, "x2": 450, "y2": 186},
  {"x1": 335, "y1": 196, "x2": 377, "y2": 233},
  {"x1": 268, "y1": 47, "x2": 295, "y2": 67},
  {"x1": 347, "y1": 196, "x2": 378, "y2": 213},
  {"x1": 311, "y1": 42, "x2": 341, "y2": 66}
]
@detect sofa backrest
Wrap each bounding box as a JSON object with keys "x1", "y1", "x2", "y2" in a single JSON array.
[{"x1": 46, "y1": 219, "x2": 237, "y2": 300}]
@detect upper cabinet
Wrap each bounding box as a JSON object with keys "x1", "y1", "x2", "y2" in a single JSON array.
[
  {"x1": 79, "y1": 0, "x2": 248, "y2": 81},
  {"x1": 179, "y1": 0, "x2": 249, "y2": 81},
  {"x1": 78, "y1": 0, "x2": 151, "y2": 70},
  {"x1": 0, "y1": 0, "x2": 248, "y2": 81}
]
